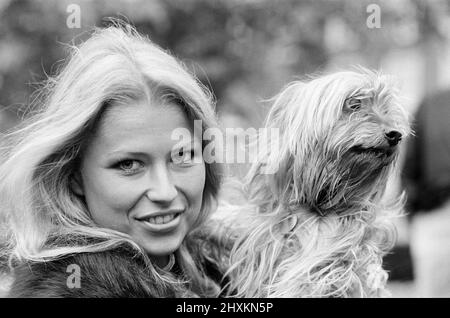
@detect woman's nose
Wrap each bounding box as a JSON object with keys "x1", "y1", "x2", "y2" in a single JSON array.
[{"x1": 145, "y1": 165, "x2": 177, "y2": 204}]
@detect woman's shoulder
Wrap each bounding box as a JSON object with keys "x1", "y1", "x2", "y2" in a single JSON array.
[{"x1": 7, "y1": 243, "x2": 176, "y2": 298}]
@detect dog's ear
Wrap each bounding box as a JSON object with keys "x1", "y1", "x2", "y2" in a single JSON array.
[
  {"x1": 245, "y1": 141, "x2": 294, "y2": 204},
  {"x1": 270, "y1": 153, "x2": 295, "y2": 201}
]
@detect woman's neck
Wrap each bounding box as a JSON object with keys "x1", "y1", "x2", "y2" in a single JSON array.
[
  {"x1": 151, "y1": 254, "x2": 176, "y2": 271},
  {"x1": 152, "y1": 255, "x2": 170, "y2": 268}
]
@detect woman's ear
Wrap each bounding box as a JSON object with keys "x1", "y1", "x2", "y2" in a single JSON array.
[{"x1": 70, "y1": 171, "x2": 84, "y2": 196}]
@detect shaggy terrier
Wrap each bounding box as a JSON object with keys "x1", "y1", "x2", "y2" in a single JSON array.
[{"x1": 207, "y1": 69, "x2": 410, "y2": 298}]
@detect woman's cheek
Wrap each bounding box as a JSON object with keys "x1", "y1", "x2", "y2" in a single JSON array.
[
  {"x1": 178, "y1": 164, "x2": 206, "y2": 214},
  {"x1": 105, "y1": 176, "x2": 143, "y2": 211},
  {"x1": 88, "y1": 173, "x2": 140, "y2": 225}
]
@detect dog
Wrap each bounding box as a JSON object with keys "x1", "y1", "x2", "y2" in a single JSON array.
[{"x1": 209, "y1": 68, "x2": 410, "y2": 298}]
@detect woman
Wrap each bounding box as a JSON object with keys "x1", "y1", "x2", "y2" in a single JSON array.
[{"x1": 0, "y1": 23, "x2": 224, "y2": 297}]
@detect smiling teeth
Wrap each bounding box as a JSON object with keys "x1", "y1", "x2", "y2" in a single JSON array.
[{"x1": 145, "y1": 213, "x2": 178, "y2": 225}]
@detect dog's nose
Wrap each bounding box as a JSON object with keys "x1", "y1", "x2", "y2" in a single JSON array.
[{"x1": 385, "y1": 131, "x2": 402, "y2": 146}]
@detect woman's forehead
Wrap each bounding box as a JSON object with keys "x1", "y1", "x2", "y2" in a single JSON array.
[
  {"x1": 94, "y1": 101, "x2": 199, "y2": 152},
  {"x1": 103, "y1": 100, "x2": 186, "y2": 128}
]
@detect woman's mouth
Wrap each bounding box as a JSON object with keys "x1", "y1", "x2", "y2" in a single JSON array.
[
  {"x1": 135, "y1": 210, "x2": 184, "y2": 233},
  {"x1": 142, "y1": 212, "x2": 181, "y2": 225}
]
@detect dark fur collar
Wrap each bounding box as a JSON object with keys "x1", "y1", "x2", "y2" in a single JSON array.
[{"x1": 8, "y1": 243, "x2": 182, "y2": 298}]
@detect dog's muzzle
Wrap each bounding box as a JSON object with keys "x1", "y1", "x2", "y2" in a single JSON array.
[{"x1": 350, "y1": 145, "x2": 396, "y2": 158}]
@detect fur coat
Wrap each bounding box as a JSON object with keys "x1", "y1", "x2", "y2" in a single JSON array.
[{"x1": 7, "y1": 241, "x2": 225, "y2": 298}]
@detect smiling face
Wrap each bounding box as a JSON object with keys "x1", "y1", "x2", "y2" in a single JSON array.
[{"x1": 73, "y1": 99, "x2": 205, "y2": 264}]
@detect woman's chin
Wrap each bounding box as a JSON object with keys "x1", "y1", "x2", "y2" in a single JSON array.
[
  {"x1": 132, "y1": 223, "x2": 188, "y2": 258},
  {"x1": 142, "y1": 241, "x2": 181, "y2": 258}
]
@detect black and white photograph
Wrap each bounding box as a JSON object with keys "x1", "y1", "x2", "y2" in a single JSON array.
[{"x1": 0, "y1": 0, "x2": 450, "y2": 301}]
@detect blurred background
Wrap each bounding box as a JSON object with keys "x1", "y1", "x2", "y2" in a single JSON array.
[{"x1": 1, "y1": 0, "x2": 450, "y2": 297}]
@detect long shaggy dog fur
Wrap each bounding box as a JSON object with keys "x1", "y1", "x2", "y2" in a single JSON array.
[{"x1": 211, "y1": 69, "x2": 410, "y2": 298}]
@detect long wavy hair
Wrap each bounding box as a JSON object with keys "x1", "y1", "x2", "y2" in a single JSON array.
[
  {"x1": 0, "y1": 23, "x2": 222, "y2": 297},
  {"x1": 216, "y1": 69, "x2": 410, "y2": 297}
]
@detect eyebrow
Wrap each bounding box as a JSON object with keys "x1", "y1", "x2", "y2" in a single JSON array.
[
  {"x1": 106, "y1": 151, "x2": 150, "y2": 158},
  {"x1": 107, "y1": 142, "x2": 201, "y2": 157}
]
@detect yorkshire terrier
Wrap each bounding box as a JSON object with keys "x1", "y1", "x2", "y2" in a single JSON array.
[{"x1": 206, "y1": 68, "x2": 410, "y2": 297}]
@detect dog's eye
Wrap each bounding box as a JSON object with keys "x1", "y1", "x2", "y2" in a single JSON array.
[{"x1": 344, "y1": 98, "x2": 361, "y2": 111}]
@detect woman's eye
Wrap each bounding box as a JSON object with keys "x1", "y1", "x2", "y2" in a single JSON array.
[
  {"x1": 115, "y1": 160, "x2": 143, "y2": 173},
  {"x1": 172, "y1": 148, "x2": 196, "y2": 165},
  {"x1": 344, "y1": 98, "x2": 361, "y2": 111}
]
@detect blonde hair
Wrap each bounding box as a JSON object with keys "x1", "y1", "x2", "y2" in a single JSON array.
[{"x1": 0, "y1": 23, "x2": 222, "y2": 296}]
